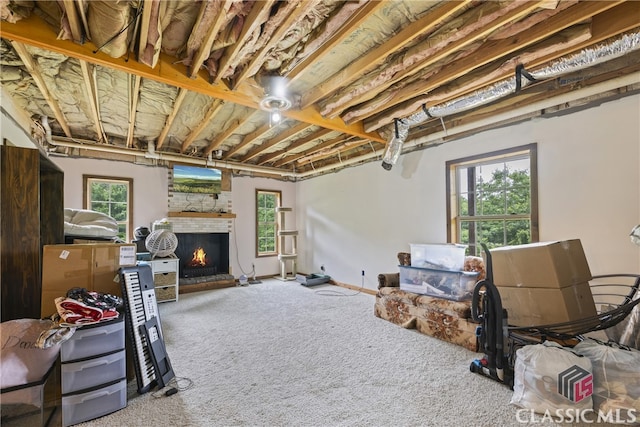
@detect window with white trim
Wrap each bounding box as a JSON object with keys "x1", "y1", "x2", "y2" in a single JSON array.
[
  {"x1": 84, "y1": 175, "x2": 133, "y2": 242},
  {"x1": 446, "y1": 144, "x2": 538, "y2": 256},
  {"x1": 256, "y1": 189, "x2": 281, "y2": 257}
]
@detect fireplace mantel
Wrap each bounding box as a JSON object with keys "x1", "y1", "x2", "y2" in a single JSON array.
[{"x1": 168, "y1": 211, "x2": 236, "y2": 219}]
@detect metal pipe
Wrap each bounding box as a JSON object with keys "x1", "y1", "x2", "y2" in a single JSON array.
[
  {"x1": 49, "y1": 136, "x2": 298, "y2": 177},
  {"x1": 41, "y1": 115, "x2": 52, "y2": 144},
  {"x1": 296, "y1": 71, "x2": 640, "y2": 179},
  {"x1": 379, "y1": 31, "x2": 640, "y2": 170}
]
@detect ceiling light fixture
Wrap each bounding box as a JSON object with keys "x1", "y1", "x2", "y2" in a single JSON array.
[{"x1": 259, "y1": 75, "x2": 292, "y2": 127}]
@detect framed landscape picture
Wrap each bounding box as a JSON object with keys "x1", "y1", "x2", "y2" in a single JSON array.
[{"x1": 173, "y1": 165, "x2": 222, "y2": 194}]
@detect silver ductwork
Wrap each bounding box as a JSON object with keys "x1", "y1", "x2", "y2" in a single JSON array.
[
  {"x1": 381, "y1": 31, "x2": 640, "y2": 170},
  {"x1": 381, "y1": 118, "x2": 409, "y2": 170}
]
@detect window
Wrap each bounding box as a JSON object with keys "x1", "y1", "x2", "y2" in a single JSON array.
[
  {"x1": 84, "y1": 175, "x2": 133, "y2": 242},
  {"x1": 256, "y1": 189, "x2": 281, "y2": 257},
  {"x1": 446, "y1": 144, "x2": 538, "y2": 256}
]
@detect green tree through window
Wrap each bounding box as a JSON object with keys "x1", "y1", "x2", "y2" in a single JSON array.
[
  {"x1": 447, "y1": 144, "x2": 538, "y2": 256},
  {"x1": 256, "y1": 190, "x2": 281, "y2": 256},
  {"x1": 84, "y1": 176, "x2": 133, "y2": 242}
]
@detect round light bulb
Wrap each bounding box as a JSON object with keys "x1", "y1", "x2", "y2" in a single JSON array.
[{"x1": 271, "y1": 111, "x2": 281, "y2": 123}]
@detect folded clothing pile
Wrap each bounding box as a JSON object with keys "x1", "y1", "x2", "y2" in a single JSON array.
[{"x1": 55, "y1": 287, "x2": 122, "y2": 326}]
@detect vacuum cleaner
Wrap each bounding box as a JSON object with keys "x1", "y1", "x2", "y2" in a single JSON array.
[{"x1": 470, "y1": 244, "x2": 514, "y2": 388}]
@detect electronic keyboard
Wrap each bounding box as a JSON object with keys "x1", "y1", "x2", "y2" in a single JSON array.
[{"x1": 120, "y1": 265, "x2": 163, "y2": 394}]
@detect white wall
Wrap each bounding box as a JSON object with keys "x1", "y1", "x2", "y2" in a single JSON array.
[
  {"x1": 231, "y1": 175, "x2": 296, "y2": 278},
  {"x1": 51, "y1": 157, "x2": 297, "y2": 279},
  {"x1": 5, "y1": 94, "x2": 639, "y2": 289},
  {"x1": 297, "y1": 94, "x2": 640, "y2": 290},
  {"x1": 1, "y1": 89, "x2": 39, "y2": 149},
  {"x1": 52, "y1": 157, "x2": 169, "y2": 233}
]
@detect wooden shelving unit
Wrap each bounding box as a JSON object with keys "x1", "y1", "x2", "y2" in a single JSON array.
[
  {"x1": 275, "y1": 207, "x2": 297, "y2": 281},
  {"x1": 168, "y1": 211, "x2": 236, "y2": 218}
]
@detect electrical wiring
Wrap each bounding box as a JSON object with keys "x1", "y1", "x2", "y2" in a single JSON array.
[
  {"x1": 230, "y1": 217, "x2": 256, "y2": 278},
  {"x1": 314, "y1": 269, "x2": 365, "y2": 297},
  {"x1": 151, "y1": 376, "x2": 194, "y2": 398}
]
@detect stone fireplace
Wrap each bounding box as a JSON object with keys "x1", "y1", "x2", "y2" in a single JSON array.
[{"x1": 166, "y1": 190, "x2": 236, "y2": 290}]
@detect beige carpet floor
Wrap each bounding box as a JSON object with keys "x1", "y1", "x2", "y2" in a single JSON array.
[{"x1": 70, "y1": 279, "x2": 620, "y2": 427}]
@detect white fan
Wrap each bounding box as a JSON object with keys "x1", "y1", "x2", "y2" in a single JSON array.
[{"x1": 145, "y1": 229, "x2": 178, "y2": 258}]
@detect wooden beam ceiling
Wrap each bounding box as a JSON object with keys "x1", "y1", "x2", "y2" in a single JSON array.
[
  {"x1": 284, "y1": 0, "x2": 385, "y2": 84},
  {"x1": 156, "y1": 87, "x2": 187, "y2": 149},
  {"x1": 10, "y1": 41, "x2": 72, "y2": 137},
  {"x1": 180, "y1": 99, "x2": 224, "y2": 152},
  {"x1": 0, "y1": 13, "x2": 384, "y2": 143},
  {"x1": 79, "y1": 60, "x2": 108, "y2": 143},
  {"x1": 321, "y1": 0, "x2": 546, "y2": 119},
  {"x1": 301, "y1": 0, "x2": 470, "y2": 109}
]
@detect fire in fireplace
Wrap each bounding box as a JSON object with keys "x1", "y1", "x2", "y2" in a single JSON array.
[{"x1": 175, "y1": 233, "x2": 229, "y2": 278}]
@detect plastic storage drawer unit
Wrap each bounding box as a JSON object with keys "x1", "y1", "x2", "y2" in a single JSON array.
[
  {"x1": 60, "y1": 318, "x2": 124, "y2": 362},
  {"x1": 61, "y1": 350, "x2": 126, "y2": 394},
  {"x1": 62, "y1": 379, "x2": 126, "y2": 427}
]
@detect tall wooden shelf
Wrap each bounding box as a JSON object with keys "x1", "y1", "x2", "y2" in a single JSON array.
[
  {"x1": 1, "y1": 144, "x2": 64, "y2": 321},
  {"x1": 275, "y1": 207, "x2": 298, "y2": 281}
]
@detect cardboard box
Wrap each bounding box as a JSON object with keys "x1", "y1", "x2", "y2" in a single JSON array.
[
  {"x1": 489, "y1": 239, "x2": 592, "y2": 288},
  {"x1": 498, "y1": 282, "x2": 597, "y2": 327},
  {"x1": 41, "y1": 244, "x2": 137, "y2": 317}
]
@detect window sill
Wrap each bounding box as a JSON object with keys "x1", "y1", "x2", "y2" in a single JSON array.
[{"x1": 167, "y1": 211, "x2": 236, "y2": 218}]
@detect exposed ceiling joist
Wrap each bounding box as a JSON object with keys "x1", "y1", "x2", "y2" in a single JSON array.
[
  {"x1": 10, "y1": 41, "x2": 72, "y2": 137},
  {"x1": 204, "y1": 111, "x2": 257, "y2": 156},
  {"x1": 274, "y1": 134, "x2": 350, "y2": 168},
  {"x1": 240, "y1": 122, "x2": 312, "y2": 163},
  {"x1": 180, "y1": 98, "x2": 224, "y2": 152},
  {"x1": 361, "y1": 0, "x2": 627, "y2": 131},
  {"x1": 157, "y1": 88, "x2": 188, "y2": 149},
  {"x1": 0, "y1": 13, "x2": 382, "y2": 143},
  {"x1": 2, "y1": 1, "x2": 638, "y2": 178},
  {"x1": 127, "y1": 74, "x2": 142, "y2": 147},
  {"x1": 258, "y1": 128, "x2": 334, "y2": 166},
  {"x1": 322, "y1": 0, "x2": 546, "y2": 118},
  {"x1": 223, "y1": 121, "x2": 272, "y2": 159},
  {"x1": 79, "y1": 60, "x2": 108, "y2": 143},
  {"x1": 215, "y1": 0, "x2": 276, "y2": 84},
  {"x1": 187, "y1": 0, "x2": 234, "y2": 79},
  {"x1": 301, "y1": 0, "x2": 470, "y2": 109},
  {"x1": 61, "y1": 0, "x2": 83, "y2": 43},
  {"x1": 234, "y1": 0, "x2": 321, "y2": 87},
  {"x1": 284, "y1": 0, "x2": 385, "y2": 84},
  {"x1": 296, "y1": 138, "x2": 370, "y2": 166}
]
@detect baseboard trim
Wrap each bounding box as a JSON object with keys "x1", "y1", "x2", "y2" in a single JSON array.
[
  {"x1": 329, "y1": 279, "x2": 377, "y2": 296},
  {"x1": 177, "y1": 275, "x2": 377, "y2": 296}
]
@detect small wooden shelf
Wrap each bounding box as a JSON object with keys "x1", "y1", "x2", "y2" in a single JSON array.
[{"x1": 168, "y1": 211, "x2": 236, "y2": 218}]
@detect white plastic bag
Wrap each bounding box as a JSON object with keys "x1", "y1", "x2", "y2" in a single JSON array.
[
  {"x1": 511, "y1": 341, "x2": 593, "y2": 414},
  {"x1": 573, "y1": 339, "x2": 640, "y2": 414}
]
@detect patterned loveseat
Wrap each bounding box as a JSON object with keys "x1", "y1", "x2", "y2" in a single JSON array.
[{"x1": 374, "y1": 254, "x2": 485, "y2": 352}]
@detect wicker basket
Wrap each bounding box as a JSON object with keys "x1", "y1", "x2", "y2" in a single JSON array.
[
  {"x1": 155, "y1": 286, "x2": 176, "y2": 302},
  {"x1": 154, "y1": 272, "x2": 177, "y2": 286}
]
